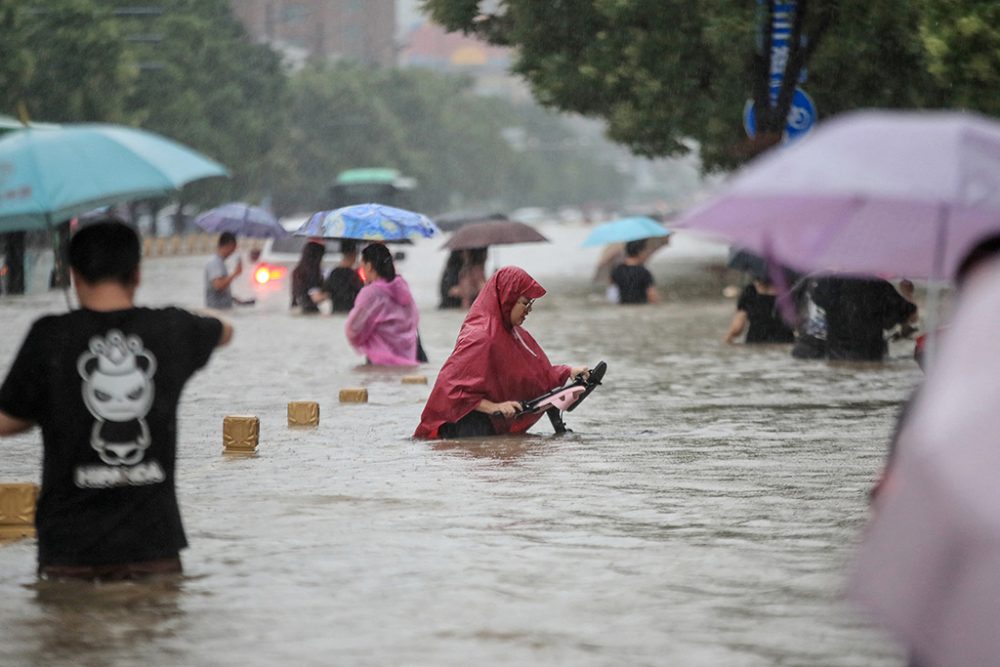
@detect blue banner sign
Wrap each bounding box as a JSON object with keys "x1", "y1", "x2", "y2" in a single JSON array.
[{"x1": 769, "y1": 3, "x2": 795, "y2": 107}]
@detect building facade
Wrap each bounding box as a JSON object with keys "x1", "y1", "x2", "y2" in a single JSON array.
[{"x1": 228, "y1": 0, "x2": 396, "y2": 67}]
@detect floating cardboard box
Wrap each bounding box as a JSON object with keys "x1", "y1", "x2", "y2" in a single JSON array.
[
  {"x1": 223, "y1": 415, "x2": 259, "y2": 453},
  {"x1": 401, "y1": 375, "x2": 428, "y2": 385},
  {"x1": 288, "y1": 401, "x2": 320, "y2": 427},
  {"x1": 0, "y1": 483, "x2": 38, "y2": 540},
  {"x1": 339, "y1": 388, "x2": 368, "y2": 403}
]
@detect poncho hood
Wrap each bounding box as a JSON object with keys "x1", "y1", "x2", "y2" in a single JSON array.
[
  {"x1": 370, "y1": 276, "x2": 416, "y2": 307},
  {"x1": 345, "y1": 276, "x2": 419, "y2": 366}
]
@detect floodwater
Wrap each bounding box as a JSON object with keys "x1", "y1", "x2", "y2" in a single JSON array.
[{"x1": 0, "y1": 224, "x2": 918, "y2": 666}]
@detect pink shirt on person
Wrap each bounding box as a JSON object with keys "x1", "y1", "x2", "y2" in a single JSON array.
[{"x1": 345, "y1": 276, "x2": 419, "y2": 366}]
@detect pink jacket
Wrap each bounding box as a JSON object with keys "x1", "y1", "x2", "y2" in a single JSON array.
[{"x1": 345, "y1": 276, "x2": 419, "y2": 366}]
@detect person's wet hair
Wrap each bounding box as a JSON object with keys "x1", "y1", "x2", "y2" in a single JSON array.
[
  {"x1": 69, "y1": 218, "x2": 141, "y2": 286},
  {"x1": 956, "y1": 234, "x2": 1000, "y2": 288},
  {"x1": 625, "y1": 239, "x2": 647, "y2": 257},
  {"x1": 218, "y1": 231, "x2": 236, "y2": 247},
  {"x1": 468, "y1": 247, "x2": 488, "y2": 265},
  {"x1": 362, "y1": 243, "x2": 396, "y2": 281},
  {"x1": 340, "y1": 239, "x2": 358, "y2": 255},
  {"x1": 300, "y1": 240, "x2": 325, "y2": 269}
]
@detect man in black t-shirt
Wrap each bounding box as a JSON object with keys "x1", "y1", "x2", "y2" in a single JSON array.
[
  {"x1": 0, "y1": 219, "x2": 232, "y2": 580},
  {"x1": 812, "y1": 276, "x2": 917, "y2": 361},
  {"x1": 610, "y1": 239, "x2": 660, "y2": 304},
  {"x1": 323, "y1": 239, "x2": 364, "y2": 313}
]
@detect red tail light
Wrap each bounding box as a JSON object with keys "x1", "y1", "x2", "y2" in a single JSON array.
[{"x1": 254, "y1": 264, "x2": 287, "y2": 285}]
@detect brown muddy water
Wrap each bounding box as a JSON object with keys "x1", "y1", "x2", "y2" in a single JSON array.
[{"x1": 0, "y1": 224, "x2": 919, "y2": 666}]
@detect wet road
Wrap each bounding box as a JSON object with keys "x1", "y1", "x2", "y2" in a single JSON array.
[{"x1": 0, "y1": 224, "x2": 916, "y2": 666}]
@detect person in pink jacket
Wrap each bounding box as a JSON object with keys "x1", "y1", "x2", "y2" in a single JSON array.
[{"x1": 345, "y1": 243, "x2": 420, "y2": 366}]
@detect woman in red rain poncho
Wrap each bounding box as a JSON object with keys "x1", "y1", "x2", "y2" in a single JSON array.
[{"x1": 414, "y1": 266, "x2": 589, "y2": 439}]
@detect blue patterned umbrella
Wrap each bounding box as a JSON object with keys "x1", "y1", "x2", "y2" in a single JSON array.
[
  {"x1": 194, "y1": 202, "x2": 288, "y2": 238},
  {"x1": 293, "y1": 203, "x2": 439, "y2": 242}
]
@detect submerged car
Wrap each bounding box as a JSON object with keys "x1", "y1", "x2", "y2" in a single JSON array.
[
  {"x1": 243, "y1": 216, "x2": 408, "y2": 311},
  {"x1": 246, "y1": 234, "x2": 346, "y2": 311}
]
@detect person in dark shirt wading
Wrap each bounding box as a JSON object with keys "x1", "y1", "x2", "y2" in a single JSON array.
[
  {"x1": 0, "y1": 218, "x2": 233, "y2": 581},
  {"x1": 610, "y1": 239, "x2": 660, "y2": 305},
  {"x1": 323, "y1": 239, "x2": 364, "y2": 313}
]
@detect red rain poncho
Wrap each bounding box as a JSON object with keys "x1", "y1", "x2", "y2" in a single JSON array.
[{"x1": 414, "y1": 266, "x2": 571, "y2": 438}]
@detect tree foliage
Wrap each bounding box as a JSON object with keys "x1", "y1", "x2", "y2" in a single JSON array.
[
  {"x1": 0, "y1": 0, "x2": 134, "y2": 123},
  {"x1": 919, "y1": 0, "x2": 1000, "y2": 115},
  {"x1": 0, "y1": 0, "x2": 627, "y2": 216},
  {"x1": 108, "y1": 0, "x2": 288, "y2": 203},
  {"x1": 269, "y1": 63, "x2": 627, "y2": 215},
  {"x1": 422, "y1": 0, "x2": 972, "y2": 169}
]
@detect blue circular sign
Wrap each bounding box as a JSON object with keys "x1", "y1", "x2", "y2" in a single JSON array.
[{"x1": 743, "y1": 87, "x2": 817, "y2": 143}]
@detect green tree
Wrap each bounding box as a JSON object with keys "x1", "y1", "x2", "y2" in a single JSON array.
[
  {"x1": 268, "y1": 62, "x2": 627, "y2": 215},
  {"x1": 267, "y1": 63, "x2": 415, "y2": 215},
  {"x1": 0, "y1": 0, "x2": 134, "y2": 123},
  {"x1": 919, "y1": 0, "x2": 1000, "y2": 115},
  {"x1": 422, "y1": 0, "x2": 940, "y2": 169},
  {"x1": 110, "y1": 0, "x2": 288, "y2": 204}
]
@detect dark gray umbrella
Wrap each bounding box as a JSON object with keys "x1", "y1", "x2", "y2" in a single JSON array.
[
  {"x1": 433, "y1": 211, "x2": 508, "y2": 233},
  {"x1": 441, "y1": 219, "x2": 549, "y2": 251},
  {"x1": 727, "y1": 247, "x2": 769, "y2": 277}
]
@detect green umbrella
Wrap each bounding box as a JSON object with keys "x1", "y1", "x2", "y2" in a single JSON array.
[{"x1": 0, "y1": 123, "x2": 228, "y2": 234}]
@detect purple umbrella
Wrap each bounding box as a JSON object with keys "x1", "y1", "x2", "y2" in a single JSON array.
[
  {"x1": 849, "y1": 264, "x2": 1000, "y2": 667},
  {"x1": 194, "y1": 202, "x2": 289, "y2": 239},
  {"x1": 673, "y1": 110, "x2": 1000, "y2": 281}
]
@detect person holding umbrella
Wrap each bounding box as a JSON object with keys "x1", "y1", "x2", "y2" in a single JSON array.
[
  {"x1": 290, "y1": 239, "x2": 326, "y2": 314},
  {"x1": 345, "y1": 244, "x2": 421, "y2": 366},
  {"x1": 455, "y1": 247, "x2": 489, "y2": 309},
  {"x1": 438, "y1": 250, "x2": 464, "y2": 309},
  {"x1": 414, "y1": 266, "x2": 590, "y2": 439}
]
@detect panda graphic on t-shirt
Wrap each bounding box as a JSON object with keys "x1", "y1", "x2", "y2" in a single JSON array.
[{"x1": 77, "y1": 330, "x2": 157, "y2": 466}]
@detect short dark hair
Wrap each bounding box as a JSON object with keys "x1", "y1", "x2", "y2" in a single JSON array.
[
  {"x1": 340, "y1": 239, "x2": 358, "y2": 255},
  {"x1": 218, "y1": 231, "x2": 237, "y2": 247},
  {"x1": 956, "y1": 234, "x2": 1000, "y2": 288},
  {"x1": 69, "y1": 218, "x2": 140, "y2": 286},
  {"x1": 361, "y1": 243, "x2": 396, "y2": 281},
  {"x1": 625, "y1": 239, "x2": 647, "y2": 257}
]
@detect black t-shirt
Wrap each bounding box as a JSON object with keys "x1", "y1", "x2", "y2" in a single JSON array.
[
  {"x1": 611, "y1": 263, "x2": 654, "y2": 304},
  {"x1": 812, "y1": 277, "x2": 917, "y2": 361},
  {"x1": 324, "y1": 266, "x2": 364, "y2": 313},
  {"x1": 0, "y1": 307, "x2": 222, "y2": 567},
  {"x1": 737, "y1": 284, "x2": 795, "y2": 343}
]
